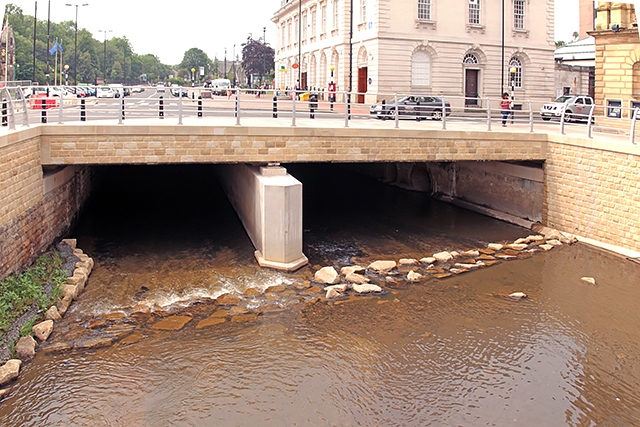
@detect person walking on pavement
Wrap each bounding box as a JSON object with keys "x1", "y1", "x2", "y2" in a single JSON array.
[{"x1": 500, "y1": 93, "x2": 511, "y2": 127}]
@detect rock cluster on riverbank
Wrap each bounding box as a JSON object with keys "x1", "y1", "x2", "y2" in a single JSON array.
[{"x1": 0, "y1": 239, "x2": 94, "y2": 397}]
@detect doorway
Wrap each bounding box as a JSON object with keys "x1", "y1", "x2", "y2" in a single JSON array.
[
  {"x1": 301, "y1": 72, "x2": 308, "y2": 91},
  {"x1": 465, "y1": 69, "x2": 479, "y2": 106},
  {"x1": 357, "y1": 67, "x2": 368, "y2": 103}
]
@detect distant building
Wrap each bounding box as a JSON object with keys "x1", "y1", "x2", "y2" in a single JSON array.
[
  {"x1": 0, "y1": 24, "x2": 16, "y2": 82},
  {"x1": 554, "y1": 36, "x2": 595, "y2": 99},
  {"x1": 272, "y1": 0, "x2": 556, "y2": 105}
]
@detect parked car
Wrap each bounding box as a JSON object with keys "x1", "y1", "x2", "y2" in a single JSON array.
[
  {"x1": 156, "y1": 83, "x2": 166, "y2": 93},
  {"x1": 170, "y1": 86, "x2": 189, "y2": 97},
  {"x1": 370, "y1": 95, "x2": 452, "y2": 121},
  {"x1": 131, "y1": 86, "x2": 145, "y2": 93},
  {"x1": 96, "y1": 86, "x2": 115, "y2": 98},
  {"x1": 540, "y1": 95, "x2": 594, "y2": 122}
]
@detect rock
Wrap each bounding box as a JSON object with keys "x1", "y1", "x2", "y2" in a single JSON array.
[
  {"x1": 216, "y1": 293, "x2": 241, "y2": 305},
  {"x1": 407, "y1": 271, "x2": 423, "y2": 282},
  {"x1": 352, "y1": 284, "x2": 383, "y2": 294},
  {"x1": 539, "y1": 244, "x2": 553, "y2": 251},
  {"x1": 196, "y1": 316, "x2": 228, "y2": 329},
  {"x1": 15, "y1": 336, "x2": 37, "y2": 361},
  {"x1": 454, "y1": 263, "x2": 480, "y2": 269},
  {"x1": 509, "y1": 292, "x2": 528, "y2": 301},
  {"x1": 461, "y1": 250, "x2": 480, "y2": 257},
  {"x1": 341, "y1": 266, "x2": 365, "y2": 276},
  {"x1": 514, "y1": 238, "x2": 527, "y2": 245},
  {"x1": 326, "y1": 287, "x2": 342, "y2": 299},
  {"x1": 495, "y1": 254, "x2": 517, "y2": 260},
  {"x1": 243, "y1": 288, "x2": 263, "y2": 297},
  {"x1": 86, "y1": 319, "x2": 107, "y2": 329},
  {"x1": 487, "y1": 243, "x2": 504, "y2": 251},
  {"x1": 131, "y1": 300, "x2": 155, "y2": 314},
  {"x1": 229, "y1": 306, "x2": 250, "y2": 315},
  {"x1": 507, "y1": 243, "x2": 529, "y2": 251},
  {"x1": 230, "y1": 313, "x2": 259, "y2": 323},
  {"x1": 325, "y1": 284, "x2": 348, "y2": 293},
  {"x1": 151, "y1": 316, "x2": 193, "y2": 331},
  {"x1": 44, "y1": 342, "x2": 73, "y2": 354},
  {"x1": 420, "y1": 257, "x2": 436, "y2": 265},
  {"x1": 61, "y1": 238, "x2": 77, "y2": 249},
  {"x1": 450, "y1": 251, "x2": 460, "y2": 258},
  {"x1": 433, "y1": 273, "x2": 452, "y2": 279},
  {"x1": 314, "y1": 266, "x2": 340, "y2": 285},
  {"x1": 0, "y1": 360, "x2": 22, "y2": 386},
  {"x1": 525, "y1": 235, "x2": 545, "y2": 243},
  {"x1": 104, "y1": 324, "x2": 136, "y2": 341},
  {"x1": 32, "y1": 320, "x2": 54, "y2": 342},
  {"x1": 345, "y1": 273, "x2": 370, "y2": 284},
  {"x1": 503, "y1": 249, "x2": 520, "y2": 256},
  {"x1": 398, "y1": 258, "x2": 419, "y2": 266},
  {"x1": 300, "y1": 286, "x2": 323, "y2": 295},
  {"x1": 45, "y1": 306, "x2": 62, "y2": 321},
  {"x1": 77, "y1": 337, "x2": 113, "y2": 350},
  {"x1": 0, "y1": 388, "x2": 11, "y2": 400},
  {"x1": 367, "y1": 260, "x2": 397, "y2": 274},
  {"x1": 56, "y1": 295, "x2": 73, "y2": 316},
  {"x1": 483, "y1": 260, "x2": 501, "y2": 267},
  {"x1": 103, "y1": 312, "x2": 126, "y2": 321},
  {"x1": 292, "y1": 280, "x2": 312, "y2": 290},
  {"x1": 62, "y1": 284, "x2": 80, "y2": 300},
  {"x1": 433, "y1": 251, "x2": 453, "y2": 262},
  {"x1": 547, "y1": 239, "x2": 563, "y2": 246},
  {"x1": 265, "y1": 285, "x2": 286, "y2": 293},
  {"x1": 450, "y1": 268, "x2": 468, "y2": 275},
  {"x1": 581, "y1": 277, "x2": 597, "y2": 286},
  {"x1": 119, "y1": 333, "x2": 144, "y2": 345}
]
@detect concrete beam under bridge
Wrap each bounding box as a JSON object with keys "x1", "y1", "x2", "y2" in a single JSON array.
[{"x1": 217, "y1": 164, "x2": 308, "y2": 271}]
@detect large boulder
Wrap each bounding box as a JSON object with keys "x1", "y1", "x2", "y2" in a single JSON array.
[
  {"x1": 314, "y1": 266, "x2": 340, "y2": 285},
  {"x1": 0, "y1": 360, "x2": 22, "y2": 386},
  {"x1": 367, "y1": 260, "x2": 397, "y2": 274},
  {"x1": 32, "y1": 320, "x2": 54, "y2": 342}
]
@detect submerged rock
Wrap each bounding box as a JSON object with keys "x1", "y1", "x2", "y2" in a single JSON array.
[
  {"x1": 151, "y1": 315, "x2": 193, "y2": 331},
  {"x1": 216, "y1": 293, "x2": 241, "y2": 306},
  {"x1": 581, "y1": 277, "x2": 597, "y2": 286},
  {"x1": 509, "y1": 292, "x2": 528, "y2": 301},
  {"x1": 196, "y1": 316, "x2": 227, "y2": 329}
]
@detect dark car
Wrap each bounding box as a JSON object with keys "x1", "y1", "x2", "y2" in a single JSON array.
[{"x1": 370, "y1": 95, "x2": 452, "y2": 121}]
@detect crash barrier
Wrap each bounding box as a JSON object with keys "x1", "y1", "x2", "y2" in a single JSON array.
[{"x1": 2, "y1": 85, "x2": 640, "y2": 144}]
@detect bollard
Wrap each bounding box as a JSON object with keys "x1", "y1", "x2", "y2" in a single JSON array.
[
  {"x1": 272, "y1": 96, "x2": 278, "y2": 118},
  {"x1": 80, "y1": 98, "x2": 86, "y2": 121},
  {"x1": 192, "y1": 91, "x2": 195, "y2": 100},
  {"x1": 197, "y1": 96, "x2": 203, "y2": 118},
  {"x1": 159, "y1": 96, "x2": 164, "y2": 119},
  {"x1": 1, "y1": 99, "x2": 7, "y2": 127},
  {"x1": 41, "y1": 98, "x2": 47, "y2": 124},
  {"x1": 121, "y1": 98, "x2": 125, "y2": 121},
  {"x1": 416, "y1": 100, "x2": 421, "y2": 122},
  {"x1": 309, "y1": 93, "x2": 318, "y2": 119},
  {"x1": 347, "y1": 93, "x2": 351, "y2": 120}
]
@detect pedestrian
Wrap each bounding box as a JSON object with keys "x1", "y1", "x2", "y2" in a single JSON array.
[{"x1": 500, "y1": 92, "x2": 511, "y2": 127}]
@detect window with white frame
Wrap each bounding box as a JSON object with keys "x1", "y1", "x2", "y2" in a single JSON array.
[
  {"x1": 418, "y1": 0, "x2": 432, "y2": 21},
  {"x1": 361, "y1": 0, "x2": 367, "y2": 23},
  {"x1": 287, "y1": 20, "x2": 292, "y2": 45},
  {"x1": 514, "y1": 0, "x2": 525, "y2": 29},
  {"x1": 509, "y1": 57, "x2": 523, "y2": 88},
  {"x1": 281, "y1": 24, "x2": 285, "y2": 46},
  {"x1": 412, "y1": 51, "x2": 431, "y2": 87},
  {"x1": 312, "y1": 9, "x2": 317, "y2": 37},
  {"x1": 321, "y1": 4, "x2": 327, "y2": 33},
  {"x1": 302, "y1": 12, "x2": 307, "y2": 40},
  {"x1": 333, "y1": 0, "x2": 339, "y2": 29},
  {"x1": 469, "y1": 0, "x2": 480, "y2": 25},
  {"x1": 295, "y1": 15, "x2": 299, "y2": 42}
]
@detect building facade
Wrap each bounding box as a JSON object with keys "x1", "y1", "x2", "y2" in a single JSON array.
[{"x1": 272, "y1": 0, "x2": 556, "y2": 105}]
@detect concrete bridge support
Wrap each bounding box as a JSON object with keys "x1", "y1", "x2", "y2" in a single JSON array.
[{"x1": 217, "y1": 164, "x2": 308, "y2": 271}]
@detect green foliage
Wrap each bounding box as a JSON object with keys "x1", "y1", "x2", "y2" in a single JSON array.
[
  {"x1": 0, "y1": 251, "x2": 67, "y2": 334},
  {"x1": 19, "y1": 318, "x2": 36, "y2": 337}
]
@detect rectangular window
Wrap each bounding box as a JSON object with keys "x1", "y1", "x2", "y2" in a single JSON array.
[
  {"x1": 514, "y1": 0, "x2": 525, "y2": 29},
  {"x1": 295, "y1": 16, "x2": 299, "y2": 42},
  {"x1": 321, "y1": 4, "x2": 327, "y2": 33},
  {"x1": 418, "y1": 0, "x2": 431, "y2": 21},
  {"x1": 333, "y1": 0, "x2": 339, "y2": 30},
  {"x1": 302, "y1": 13, "x2": 307, "y2": 40},
  {"x1": 361, "y1": 0, "x2": 367, "y2": 23},
  {"x1": 469, "y1": 0, "x2": 480, "y2": 25},
  {"x1": 287, "y1": 21, "x2": 291, "y2": 45},
  {"x1": 312, "y1": 9, "x2": 317, "y2": 37}
]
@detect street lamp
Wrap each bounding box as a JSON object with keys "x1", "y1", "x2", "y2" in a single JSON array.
[
  {"x1": 63, "y1": 64, "x2": 69, "y2": 85},
  {"x1": 224, "y1": 48, "x2": 227, "y2": 79},
  {"x1": 191, "y1": 68, "x2": 195, "y2": 87},
  {"x1": 98, "y1": 29, "x2": 112, "y2": 84},
  {"x1": 65, "y1": 3, "x2": 89, "y2": 85},
  {"x1": 509, "y1": 66, "x2": 517, "y2": 124}
]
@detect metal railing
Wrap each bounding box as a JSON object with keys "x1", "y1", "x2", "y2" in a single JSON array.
[{"x1": 1, "y1": 86, "x2": 639, "y2": 144}]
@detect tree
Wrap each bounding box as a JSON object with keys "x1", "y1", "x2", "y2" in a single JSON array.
[
  {"x1": 241, "y1": 37, "x2": 274, "y2": 85},
  {"x1": 572, "y1": 31, "x2": 580, "y2": 41},
  {"x1": 179, "y1": 48, "x2": 213, "y2": 83},
  {"x1": 555, "y1": 41, "x2": 566, "y2": 48}
]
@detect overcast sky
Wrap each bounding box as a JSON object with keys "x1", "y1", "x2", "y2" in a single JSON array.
[{"x1": 7, "y1": 0, "x2": 580, "y2": 65}]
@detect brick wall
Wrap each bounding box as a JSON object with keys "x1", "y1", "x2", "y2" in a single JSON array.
[{"x1": 544, "y1": 135, "x2": 640, "y2": 252}]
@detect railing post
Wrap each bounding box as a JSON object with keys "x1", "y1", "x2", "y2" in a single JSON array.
[
  {"x1": 41, "y1": 98, "x2": 47, "y2": 124},
  {"x1": 178, "y1": 93, "x2": 183, "y2": 125},
  {"x1": 292, "y1": 90, "x2": 297, "y2": 127},
  {"x1": 631, "y1": 108, "x2": 639, "y2": 145},
  {"x1": 235, "y1": 89, "x2": 241, "y2": 126},
  {"x1": 528, "y1": 100, "x2": 533, "y2": 133},
  {"x1": 159, "y1": 96, "x2": 164, "y2": 119},
  {"x1": 394, "y1": 93, "x2": 399, "y2": 129},
  {"x1": 197, "y1": 96, "x2": 203, "y2": 118},
  {"x1": 80, "y1": 98, "x2": 86, "y2": 121},
  {"x1": 57, "y1": 92, "x2": 64, "y2": 124},
  {"x1": 486, "y1": 98, "x2": 491, "y2": 131},
  {"x1": 587, "y1": 105, "x2": 595, "y2": 139},
  {"x1": 19, "y1": 88, "x2": 29, "y2": 127},
  {"x1": 272, "y1": 95, "x2": 278, "y2": 118},
  {"x1": 441, "y1": 97, "x2": 447, "y2": 130},
  {"x1": 344, "y1": 92, "x2": 349, "y2": 128},
  {"x1": 560, "y1": 103, "x2": 567, "y2": 135}
]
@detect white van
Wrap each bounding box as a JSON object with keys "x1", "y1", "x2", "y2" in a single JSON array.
[{"x1": 211, "y1": 79, "x2": 231, "y2": 96}]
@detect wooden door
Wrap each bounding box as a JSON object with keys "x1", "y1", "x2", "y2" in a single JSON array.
[
  {"x1": 357, "y1": 67, "x2": 368, "y2": 104},
  {"x1": 301, "y1": 72, "x2": 308, "y2": 91},
  {"x1": 465, "y1": 69, "x2": 479, "y2": 106}
]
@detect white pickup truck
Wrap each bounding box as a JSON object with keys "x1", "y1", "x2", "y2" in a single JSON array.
[{"x1": 540, "y1": 95, "x2": 594, "y2": 122}]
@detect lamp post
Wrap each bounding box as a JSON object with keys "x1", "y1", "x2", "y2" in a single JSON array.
[
  {"x1": 191, "y1": 68, "x2": 195, "y2": 87},
  {"x1": 298, "y1": 0, "x2": 302, "y2": 90},
  {"x1": 224, "y1": 48, "x2": 227, "y2": 79},
  {"x1": 98, "y1": 29, "x2": 112, "y2": 84},
  {"x1": 65, "y1": 3, "x2": 89, "y2": 85},
  {"x1": 63, "y1": 64, "x2": 69, "y2": 85},
  {"x1": 501, "y1": 0, "x2": 505, "y2": 95},
  {"x1": 510, "y1": 66, "x2": 516, "y2": 124}
]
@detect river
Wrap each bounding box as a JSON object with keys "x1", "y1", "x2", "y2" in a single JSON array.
[{"x1": 0, "y1": 164, "x2": 639, "y2": 426}]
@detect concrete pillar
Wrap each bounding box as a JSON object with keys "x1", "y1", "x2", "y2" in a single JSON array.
[{"x1": 217, "y1": 164, "x2": 308, "y2": 271}]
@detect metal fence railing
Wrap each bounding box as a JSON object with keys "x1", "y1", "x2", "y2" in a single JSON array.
[{"x1": 1, "y1": 85, "x2": 638, "y2": 145}]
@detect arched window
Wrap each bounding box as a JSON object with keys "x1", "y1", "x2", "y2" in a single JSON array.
[
  {"x1": 509, "y1": 57, "x2": 523, "y2": 88},
  {"x1": 412, "y1": 51, "x2": 431, "y2": 87},
  {"x1": 463, "y1": 53, "x2": 479, "y2": 65}
]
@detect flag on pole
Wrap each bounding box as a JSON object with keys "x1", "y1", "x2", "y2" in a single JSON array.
[
  {"x1": 59, "y1": 40, "x2": 63, "y2": 53},
  {"x1": 49, "y1": 40, "x2": 59, "y2": 55}
]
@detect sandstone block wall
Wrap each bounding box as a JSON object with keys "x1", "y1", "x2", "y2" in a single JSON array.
[{"x1": 544, "y1": 135, "x2": 640, "y2": 253}]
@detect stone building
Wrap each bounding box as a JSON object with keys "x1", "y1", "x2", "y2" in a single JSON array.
[
  {"x1": 271, "y1": 0, "x2": 556, "y2": 105},
  {"x1": 0, "y1": 24, "x2": 16, "y2": 83},
  {"x1": 590, "y1": 1, "x2": 640, "y2": 120},
  {"x1": 554, "y1": 36, "x2": 595, "y2": 99}
]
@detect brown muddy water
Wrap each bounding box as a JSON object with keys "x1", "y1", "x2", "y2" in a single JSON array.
[{"x1": 1, "y1": 164, "x2": 640, "y2": 426}]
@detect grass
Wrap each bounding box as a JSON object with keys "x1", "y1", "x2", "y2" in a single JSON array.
[{"x1": 0, "y1": 251, "x2": 67, "y2": 334}]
